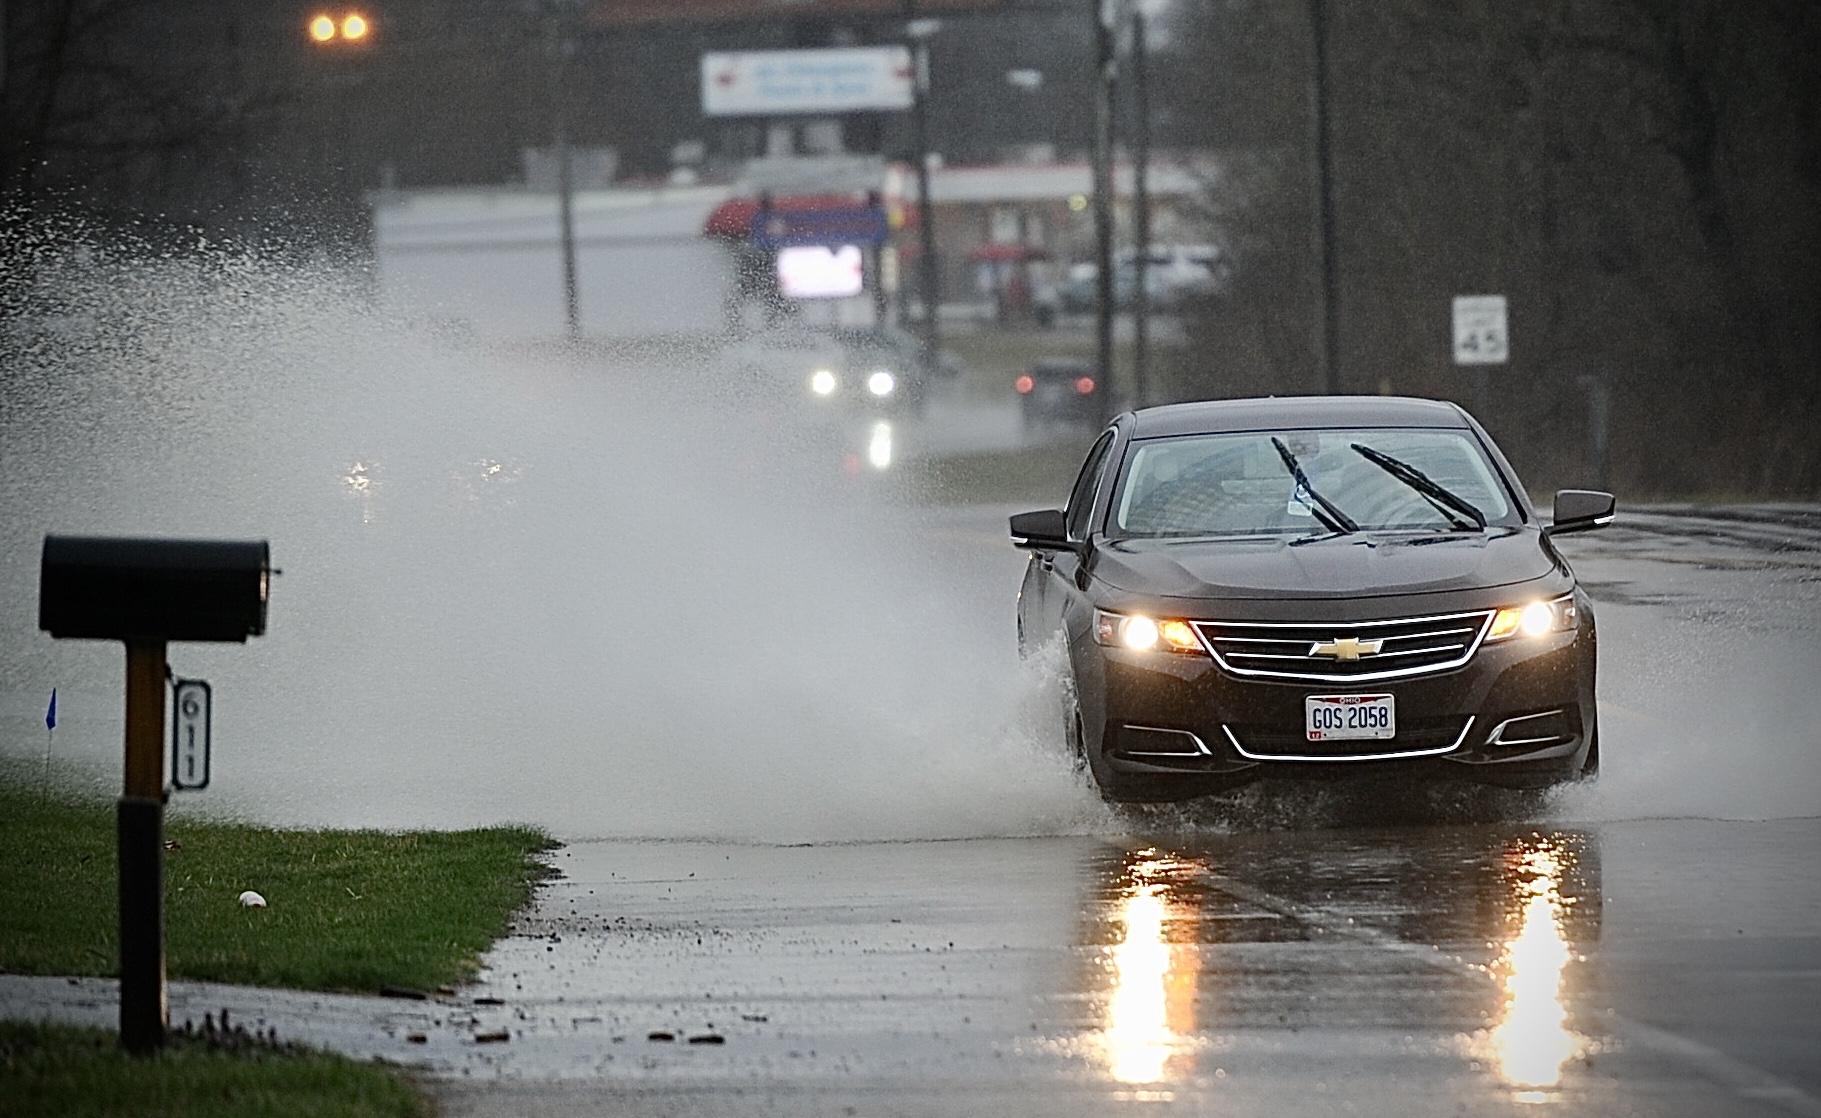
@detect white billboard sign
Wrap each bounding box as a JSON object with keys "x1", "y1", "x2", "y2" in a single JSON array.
[
  {"x1": 1452, "y1": 295, "x2": 1509, "y2": 365},
  {"x1": 777, "y1": 244, "x2": 864, "y2": 299},
  {"x1": 702, "y1": 47, "x2": 914, "y2": 117}
]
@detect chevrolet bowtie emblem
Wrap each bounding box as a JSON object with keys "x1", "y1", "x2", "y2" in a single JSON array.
[{"x1": 1311, "y1": 636, "x2": 1385, "y2": 661}]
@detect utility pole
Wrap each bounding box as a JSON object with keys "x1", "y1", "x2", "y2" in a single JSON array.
[
  {"x1": 1091, "y1": 0, "x2": 1118, "y2": 416},
  {"x1": 1130, "y1": 0, "x2": 1151, "y2": 409},
  {"x1": 905, "y1": 3, "x2": 940, "y2": 380},
  {"x1": 547, "y1": 7, "x2": 580, "y2": 340},
  {"x1": 1308, "y1": 0, "x2": 1338, "y2": 393}
]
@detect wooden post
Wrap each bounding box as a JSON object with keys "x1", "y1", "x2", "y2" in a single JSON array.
[{"x1": 119, "y1": 639, "x2": 167, "y2": 1054}]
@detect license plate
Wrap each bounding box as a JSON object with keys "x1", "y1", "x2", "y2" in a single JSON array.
[{"x1": 1306, "y1": 694, "x2": 1396, "y2": 741}]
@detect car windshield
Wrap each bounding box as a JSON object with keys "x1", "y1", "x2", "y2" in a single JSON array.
[{"x1": 1111, "y1": 427, "x2": 1520, "y2": 538}]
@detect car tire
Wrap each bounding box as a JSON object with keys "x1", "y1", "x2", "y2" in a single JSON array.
[
  {"x1": 1062, "y1": 684, "x2": 1090, "y2": 778},
  {"x1": 1065, "y1": 676, "x2": 1194, "y2": 804}
]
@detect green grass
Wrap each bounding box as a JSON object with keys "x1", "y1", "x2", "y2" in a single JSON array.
[
  {"x1": 0, "y1": 770, "x2": 555, "y2": 993},
  {"x1": 0, "y1": 1021, "x2": 429, "y2": 1118}
]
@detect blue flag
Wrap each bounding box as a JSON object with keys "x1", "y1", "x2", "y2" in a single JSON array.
[{"x1": 46, "y1": 689, "x2": 57, "y2": 731}]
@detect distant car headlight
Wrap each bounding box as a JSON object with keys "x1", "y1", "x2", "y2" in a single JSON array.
[
  {"x1": 1487, "y1": 595, "x2": 1577, "y2": 641},
  {"x1": 810, "y1": 369, "x2": 838, "y2": 395},
  {"x1": 1095, "y1": 610, "x2": 1203, "y2": 653},
  {"x1": 867, "y1": 370, "x2": 896, "y2": 397}
]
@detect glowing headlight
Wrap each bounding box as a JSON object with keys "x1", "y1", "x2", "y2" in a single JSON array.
[
  {"x1": 867, "y1": 370, "x2": 896, "y2": 397},
  {"x1": 1095, "y1": 610, "x2": 1203, "y2": 653},
  {"x1": 1488, "y1": 596, "x2": 1577, "y2": 641},
  {"x1": 810, "y1": 369, "x2": 838, "y2": 395}
]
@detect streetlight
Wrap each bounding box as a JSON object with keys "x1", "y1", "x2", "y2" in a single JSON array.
[{"x1": 307, "y1": 12, "x2": 373, "y2": 45}]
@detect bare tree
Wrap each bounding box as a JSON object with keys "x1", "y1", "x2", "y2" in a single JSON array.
[{"x1": 1160, "y1": 0, "x2": 1821, "y2": 496}]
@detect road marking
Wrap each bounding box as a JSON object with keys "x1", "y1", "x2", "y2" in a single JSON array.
[{"x1": 1205, "y1": 873, "x2": 1821, "y2": 1118}]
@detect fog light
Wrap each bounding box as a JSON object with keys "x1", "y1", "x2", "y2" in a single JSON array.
[
  {"x1": 867, "y1": 370, "x2": 896, "y2": 397},
  {"x1": 810, "y1": 369, "x2": 837, "y2": 395}
]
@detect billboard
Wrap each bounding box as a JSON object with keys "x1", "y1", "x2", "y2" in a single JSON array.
[
  {"x1": 591, "y1": 0, "x2": 1005, "y2": 27},
  {"x1": 703, "y1": 47, "x2": 913, "y2": 116},
  {"x1": 776, "y1": 244, "x2": 865, "y2": 299}
]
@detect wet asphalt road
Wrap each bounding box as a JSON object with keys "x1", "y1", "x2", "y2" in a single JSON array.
[
  {"x1": 418, "y1": 503, "x2": 1821, "y2": 1117},
  {"x1": 3, "y1": 502, "x2": 1815, "y2": 1116}
]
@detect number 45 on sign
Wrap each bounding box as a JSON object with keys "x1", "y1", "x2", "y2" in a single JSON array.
[
  {"x1": 171, "y1": 678, "x2": 211, "y2": 790},
  {"x1": 1452, "y1": 295, "x2": 1509, "y2": 365}
]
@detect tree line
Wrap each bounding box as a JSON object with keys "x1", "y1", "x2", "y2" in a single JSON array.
[{"x1": 1159, "y1": 0, "x2": 1821, "y2": 498}]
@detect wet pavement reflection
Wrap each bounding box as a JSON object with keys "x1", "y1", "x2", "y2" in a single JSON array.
[
  {"x1": 1074, "y1": 826, "x2": 1606, "y2": 1104},
  {"x1": 1487, "y1": 840, "x2": 1579, "y2": 1099},
  {"x1": 1096, "y1": 852, "x2": 1202, "y2": 1086}
]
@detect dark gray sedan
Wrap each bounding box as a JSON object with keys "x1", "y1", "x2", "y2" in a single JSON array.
[{"x1": 1012, "y1": 396, "x2": 1614, "y2": 803}]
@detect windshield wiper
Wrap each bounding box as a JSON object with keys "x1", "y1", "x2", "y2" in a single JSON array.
[
  {"x1": 1350, "y1": 442, "x2": 1487, "y2": 531},
  {"x1": 1271, "y1": 437, "x2": 1359, "y2": 534}
]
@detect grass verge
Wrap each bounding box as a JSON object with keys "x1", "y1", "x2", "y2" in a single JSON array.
[
  {"x1": 0, "y1": 767, "x2": 555, "y2": 993},
  {"x1": 0, "y1": 1021, "x2": 429, "y2": 1118}
]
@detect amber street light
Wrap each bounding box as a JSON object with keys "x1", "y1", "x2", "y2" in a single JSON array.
[{"x1": 308, "y1": 11, "x2": 372, "y2": 44}]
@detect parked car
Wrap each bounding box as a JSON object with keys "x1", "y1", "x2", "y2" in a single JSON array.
[
  {"x1": 1035, "y1": 246, "x2": 1228, "y2": 323},
  {"x1": 1011, "y1": 395, "x2": 1613, "y2": 803},
  {"x1": 1015, "y1": 358, "x2": 1103, "y2": 431}
]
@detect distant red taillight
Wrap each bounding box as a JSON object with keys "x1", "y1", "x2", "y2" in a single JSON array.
[
  {"x1": 1014, "y1": 375, "x2": 1035, "y2": 394},
  {"x1": 1075, "y1": 376, "x2": 1097, "y2": 395}
]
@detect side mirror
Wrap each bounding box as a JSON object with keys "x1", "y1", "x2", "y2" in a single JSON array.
[
  {"x1": 1546, "y1": 490, "x2": 1616, "y2": 536},
  {"x1": 1010, "y1": 509, "x2": 1071, "y2": 551}
]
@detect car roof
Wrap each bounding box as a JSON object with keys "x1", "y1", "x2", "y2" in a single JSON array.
[{"x1": 1128, "y1": 395, "x2": 1471, "y2": 438}]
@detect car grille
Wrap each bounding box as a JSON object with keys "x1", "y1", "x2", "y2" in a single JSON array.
[
  {"x1": 1221, "y1": 716, "x2": 1473, "y2": 761},
  {"x1": 1193, "y1": 610, "x2": 1495, "y2": 682}
]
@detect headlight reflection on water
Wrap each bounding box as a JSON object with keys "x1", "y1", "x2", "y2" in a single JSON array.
[
  {"x1": 1101, "y1": 853, "x2": 1201, "y2": 1085},
  {"x1": 867, "y1": 422, "x2": 892, "y2": 470},
  {"x1": 1488, "y1": 843, "x2": 1581, "y2": 1100}
]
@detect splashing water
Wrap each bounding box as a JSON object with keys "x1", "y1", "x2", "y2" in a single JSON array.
[{"x1": 0, "y1": 238, "x2": 1097, "y2": 841}]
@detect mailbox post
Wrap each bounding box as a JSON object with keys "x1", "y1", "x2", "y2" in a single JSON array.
[{"x1": 40, "y1": 536, "x2": 269, "y2": 1054}]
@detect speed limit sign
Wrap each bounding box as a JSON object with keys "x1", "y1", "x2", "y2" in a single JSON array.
[
  {"x1": 171, "y1": 678, "x2": 212, "y2": 790},
  {"x1": 1453, "y1": 295, "x2": 1509, "y2": 365}
]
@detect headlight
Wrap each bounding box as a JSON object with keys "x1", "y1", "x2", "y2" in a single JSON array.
[
  {"x1": 1487, "y1": 595, "x2": 1577, "y2": 641},
  {"x1": 810, "y1": 369, "x2": 838, "y2": 395},
  {"x1": 867, "y1": 370, "x2": 896, "y2": 397},
  {"x1": 1095, "y1": 610, "x2": 1203, "y2": 653}
]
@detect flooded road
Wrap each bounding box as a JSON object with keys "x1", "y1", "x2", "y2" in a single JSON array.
[
  {"x1": 425, "y1": 820, "x2": 1819, "y2": 1117},
  {"x1": 421, "y1": 505, "x2": 1821, "y2": 1117}
]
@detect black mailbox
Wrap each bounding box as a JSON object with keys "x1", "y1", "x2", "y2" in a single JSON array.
[{"x1": 40, "y1": 536, "x2": 269, "y2": 642}]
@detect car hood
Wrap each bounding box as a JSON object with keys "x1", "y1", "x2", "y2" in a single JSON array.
[{"x1": 1093, "y1": 528, "x2": 1555, "y2": 601}]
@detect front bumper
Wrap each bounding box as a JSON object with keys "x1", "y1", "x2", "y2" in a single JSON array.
[{"x1": 1091, "y1": 624, "x2": 1593, "y2": 789}]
